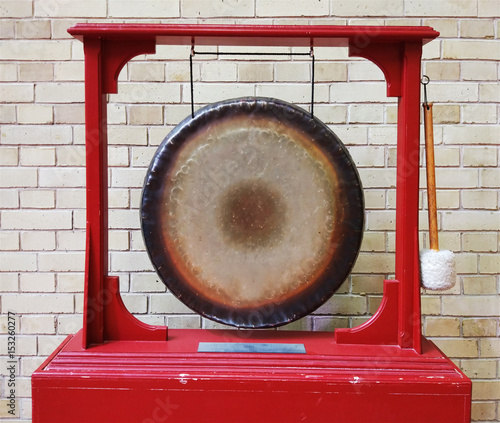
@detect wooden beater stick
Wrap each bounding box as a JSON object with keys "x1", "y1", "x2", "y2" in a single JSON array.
[{"x1": 423, "y1": 102, "x2": 439, "y2": 251}]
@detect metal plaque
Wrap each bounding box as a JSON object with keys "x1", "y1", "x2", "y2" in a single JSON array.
[{"x1": 198, "y1": 342, "x2": 306, "y2": 354}]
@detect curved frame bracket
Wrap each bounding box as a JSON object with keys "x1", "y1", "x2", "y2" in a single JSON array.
[
  {"x1": 101, "y1": 38, "x2": 156, "y2": 94},
  {"x1": 349, "y1": 41, "x2": 402, "y2": 97},
  {"x1": 335, "y1": 280, "x2": 399, "y2": 345},
  {"x1": 103, "y1": 276, "x2": 167, "y2": 342}
]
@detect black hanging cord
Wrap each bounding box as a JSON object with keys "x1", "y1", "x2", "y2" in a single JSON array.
[
  {"x1": 189, "y1": 47, "x2": 316, "y2": 118},
  {"x1": 190, "y1": 44, "x2": 195, "y2": 118},
  {"x1": 192, "y1": 51, "x2": 311, "y2": 56},
  {"x1": 421, "y1": 75, "x2": 430, "y2": 110},
  {"x1": 310, "y1": 46, "x2": 315, "y2": 118}
]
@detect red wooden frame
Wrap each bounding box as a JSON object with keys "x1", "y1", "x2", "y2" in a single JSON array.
[
  {"x1": 32, "y1": 24, "x2": 472, "y2": 423},
  {"x1": 69, "y1": 23, "x2": 437, "y2": 351}
]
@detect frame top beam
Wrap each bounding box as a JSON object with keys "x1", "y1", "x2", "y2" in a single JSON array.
[{"x1": 68, "y1": 24, "x2": 439, "y2": 47}]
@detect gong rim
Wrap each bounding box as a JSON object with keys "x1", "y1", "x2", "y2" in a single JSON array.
[{"x1": 141, "y1": 97, "x2": 364, "y2": 328}]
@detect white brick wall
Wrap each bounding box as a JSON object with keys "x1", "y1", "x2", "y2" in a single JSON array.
[{"x1": 0, "y1": 1, "x2": 499, "y2": 421}]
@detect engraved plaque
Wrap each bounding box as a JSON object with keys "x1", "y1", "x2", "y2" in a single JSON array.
[
  {"x1": 198, "y1": 342, "x2": 306, "y2": 354},
  {"x1": 141, "y1": 98, "x2": 364, "y2": 328}
]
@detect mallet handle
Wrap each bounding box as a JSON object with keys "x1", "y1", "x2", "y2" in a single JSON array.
[{"x1": 423, "y1": 103, "x2": 439, "y2": 251}]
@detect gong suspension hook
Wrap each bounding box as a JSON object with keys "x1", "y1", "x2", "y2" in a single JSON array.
[
  {"x1": 421, "y1": 75, "x2": 430, "y2": 110},
  {"x1": 189, "y1": 45, "x2": 316, "y2": 118}
]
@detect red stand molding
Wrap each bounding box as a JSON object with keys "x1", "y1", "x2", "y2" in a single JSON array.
[{"x1": 32, "y1": 24, "x2": 471, "y2": 423}]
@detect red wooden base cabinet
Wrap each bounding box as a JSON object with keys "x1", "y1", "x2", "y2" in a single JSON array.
[
  {"x1": 33, "y1": 330, "x2": 470, "y2": 423},
  {"x1": 32, "y1": 25, "x2": 471, "y2": 423}
]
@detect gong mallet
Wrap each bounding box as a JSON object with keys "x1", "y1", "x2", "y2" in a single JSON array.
[{"x1": 419, "y1": 97, "x2": 456, "y2": 290}]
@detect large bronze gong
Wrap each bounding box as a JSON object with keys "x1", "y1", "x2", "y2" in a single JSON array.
[{"x1": 141, "y1": 97, "x2": 364, "y2": 328}]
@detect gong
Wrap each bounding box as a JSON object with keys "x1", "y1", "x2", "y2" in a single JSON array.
[{"x1": 141, "y1": 97, "x2": 364, "y2": 328}]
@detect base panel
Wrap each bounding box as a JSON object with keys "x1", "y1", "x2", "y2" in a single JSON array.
[{"x1": 32, "y1": 329, "x2": 471, "y2": 423}]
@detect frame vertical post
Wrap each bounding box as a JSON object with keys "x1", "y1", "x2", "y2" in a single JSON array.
[
  {"x1": 81, "y1": 36, "x2": 166, "y2": 347},
  {"x1": 83, "y1": 37, "x2": 109, "y2": 347},
  {"x1": 396, "y1": 42, "x2": 423, "y2": 352}
]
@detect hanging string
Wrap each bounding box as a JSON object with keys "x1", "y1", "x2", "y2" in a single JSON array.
[
  {"x1": 189, "y1": 47, "x2": 316, "y2": 118},
  {"x1": 310, "y1": 46, "x2": 315, "y2": 118},
  {"x1": 190, "y1": 43, "x2": 195, "y2": 118}
]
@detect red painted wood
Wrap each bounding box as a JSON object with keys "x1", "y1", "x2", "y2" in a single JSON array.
[
  {"x1": 76, "y1": 23, "x2": 436, "y2": 350},
  {"x1": 31, "y1": 23, "x2": 471, "y2": 423},
  {"x1": 396, "y1": 42, "x2": 424, "y2": 352},
  {"x1": 68, "y1": 23, "x2": 439, "y2": 47},
  {"x1": 32, "y1": 330, "x2": 471, "y2": 423},
  {"x1": 349, "y1": 41, "x2": 403, "y2": 97},
  {"x1": 335, "y1": 280, "x2": 399, "y2": 345},
  {"x1": 82, "y1": 37, "x2": 107, "y2": 347},
  {"x1": 103, "y1": 276, "x2": 167, "y2": 341},
  {"x1": 100, "y1": 38, "x2": 156, "y2": 94},
  {"x1": 82, "y1": 36, "x2": 166, "y2": 348},
  {"x1": 347, "y1": 40, "x2": 424, "y2": 352}
]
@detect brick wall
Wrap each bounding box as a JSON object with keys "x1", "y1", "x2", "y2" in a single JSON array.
[{"x1": 0, "y1": 1, "x2": 499, "y2": 421}]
